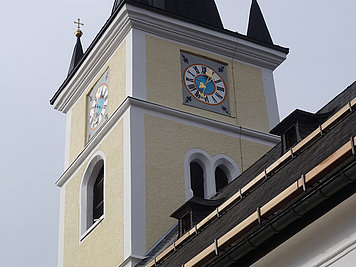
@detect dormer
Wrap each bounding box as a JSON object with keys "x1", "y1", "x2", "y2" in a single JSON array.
[
  {"x1": 270, "y1": 109, "x2": 332, "y2": 154},
  {"x1": 171, "y1": 197, "x2": 223, "y2": 238}
]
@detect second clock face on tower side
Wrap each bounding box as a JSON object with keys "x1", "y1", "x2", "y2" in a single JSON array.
[
  {"x1": 181, "y1": 52, "x2": 230, "y2": 116},
  {"x1": 87, "y1": 69, "x2": 109, "y2": 141}
]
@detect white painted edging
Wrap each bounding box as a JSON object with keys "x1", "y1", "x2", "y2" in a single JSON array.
[{"x1": 55, "y1": 97, "x2": 280, "y2": 187}]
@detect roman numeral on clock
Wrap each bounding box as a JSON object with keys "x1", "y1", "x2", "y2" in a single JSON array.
[
  {"x1": 188, "y1": 84, "x2": 197, "y2": 91},
  {"x1": 193, "y1": 66, "x2": 200, "y2": 74},
  {"x1": 217, "y1": 86, "x2": 225, "y2": 92},
  {"x1": 186, "y1": 77, "x2": 194, "y2": 83},
  {"x1": 215, "y1": 92, "x2": 223, "y2": 99},
  {"x1": 187, "y1": 70, "x2": 195, "y2": 77}
]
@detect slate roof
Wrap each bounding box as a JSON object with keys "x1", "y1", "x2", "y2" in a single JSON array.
[
  {"x1": 247, "y1": 0, "x2": 273, "y2": 44},
  {"x1": 112, "y1": 0, "x2": 224, "y2": 29},
  {"x1": 68, "y1": 36, "x2": 84, "y2": 76},
  {"x1": 140, "y1": 82, "x2": 356, "y2": 266}
]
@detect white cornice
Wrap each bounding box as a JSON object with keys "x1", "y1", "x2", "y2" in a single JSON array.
[
  {"x1": 53, "y1": 6, "x2": 132, "y2": 112},
  {"x1": 126, "y1": 4, "x2": 287, "y2": 70},
  {"x1": 52, "y1": 3, "x2": 287, "y2": 113},
  {"x1": 55, "y1": 97, "x2": 280, "y2": 187}
]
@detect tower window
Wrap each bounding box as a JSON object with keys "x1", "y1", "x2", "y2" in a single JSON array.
[
  {"x1": 93, "y1": 166, "x2": 104, "y2": 223},
  {"x1": 180, "y1": 212, "x2": 192, "y2": 236},
  {"x1": 190, "y1": 162, "x2": 205, "y2": 198},
  {"x1": 80, "y1": 154, "x2": 105, "y2": 239},
  {"x1": 284, "y1": 125, "x2": 298, "y2": 150},
  {"x1": 215, "y1": 166, "x2": 228, "y2": 192}
]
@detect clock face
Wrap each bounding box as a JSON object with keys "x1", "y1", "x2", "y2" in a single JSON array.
[
  {"x1": 183, "y1": 64, "x2": 227, "y2": 106},
  {"x1": 181, "y1": 52, "x2": 230, "y2": 116},
  {"x1": 87, "y1": 70, "x2": 109, "y2": 141},
  {"x1": 89, "y1": 84, "x2": 108, "y2": 130}
]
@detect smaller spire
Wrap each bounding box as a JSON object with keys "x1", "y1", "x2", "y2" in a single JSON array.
[
  {"x1": 247, "y1": 0, "x2": 273, "y2": 45},
  {"x1": 68, "y1": 19, "x2": 84, "y2": 76}
]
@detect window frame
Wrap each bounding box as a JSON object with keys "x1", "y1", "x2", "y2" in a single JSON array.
[{"x1": 79, "y1": 152, "x2": 106, "y2": 242}]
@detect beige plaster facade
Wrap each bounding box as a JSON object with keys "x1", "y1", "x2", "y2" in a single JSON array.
[
  {"x1": 69, "y1": 41, "x2": 126, "y2": 164},
  {"x1": 63, "y1": 121, "x2": 124, "y2": 267},
  {"x1": 146, "y1": 35, "x2": 270, "y2": 134},
  {"x1": 144, "y1": 114, "x2": 272, "y2": 249}
]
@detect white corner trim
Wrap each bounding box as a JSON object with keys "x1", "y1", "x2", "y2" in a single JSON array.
[
  {"x1": 57, "y1": 186, "x2": 66, "y2": 267},
  {"x1": 129, "y1": 106, "x2": 146, "y2": 256},
  {"x1": 64, "y1": 109, "x2": 72, "y2": 169},
  {"x1": 132, "y1": 29, "x2": 147, "y2": 100},
  {"x1": 125, "y1": 30, "x2": 133, "y2": 97},
  {"x1": 55, "y1": 97, "x2": 279, "y2": 188},
  {"x1": 118, "y1": 254, "x2": 146, "y2": 267},
  {"x1": 262, "y1": 68, "x2": 280, "y2": 130},
  {"x1": 184, "y1": 149, "x2": 240, "y2": 200},
  {"x1": 123, "y1": 109, "x2": 132, "y2": 258}
]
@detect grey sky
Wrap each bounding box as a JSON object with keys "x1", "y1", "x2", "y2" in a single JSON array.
[{"x1": 1, "y1": 1, "x2": 355, "y2": 266}]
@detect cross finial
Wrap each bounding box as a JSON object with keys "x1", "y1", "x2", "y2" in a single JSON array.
[
  {"x1": 74, "y1": 18, "x2": 84, "y2": 37},
  {"x1": 74, "y1": 18, "x2": 84, "y2": 30}
]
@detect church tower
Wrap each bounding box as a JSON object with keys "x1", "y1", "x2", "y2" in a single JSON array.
[{"x1": 51, "y1": 1, "x2": 288, "y2": 266}]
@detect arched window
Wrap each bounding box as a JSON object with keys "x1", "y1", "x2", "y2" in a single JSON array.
[
  {"x1": 93, "y1": 166, "x2": 104, "y2": 223},
  {"x1": 184, "y1": 149, "x2": 240, "y2": 200},
  {"x1": 190, "y1": 162, "x2": 204, "y2": 198},
  {"x1": 215, "y1": 166, "x2": 228, "y2": 192},
  {"x1": 80, "y1": 153, "x2": 105, "y2": 238}
]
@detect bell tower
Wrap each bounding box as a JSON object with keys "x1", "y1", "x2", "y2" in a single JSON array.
[{"x1": 51, "y1": 1, "x2": 288, "y2": 266}]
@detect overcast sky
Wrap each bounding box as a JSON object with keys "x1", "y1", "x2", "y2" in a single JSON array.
[{"x1": 1, "y1": 1, "x2": 356, "y2": 266}]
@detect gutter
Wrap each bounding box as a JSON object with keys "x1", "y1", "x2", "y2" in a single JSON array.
[{"x1": 211, "y1": 160, "x2": 356, "y2": 266}]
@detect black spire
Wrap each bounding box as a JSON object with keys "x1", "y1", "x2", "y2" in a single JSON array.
[
  {"x1": 247, "y1": 0, "x2": 273, "y2": 45},
  {"x1": 112, "y1": 0, "x2": 223, "y2": 29},
  {"x1": 68, "y1": 19, "x2": 84, "y2": 76}
]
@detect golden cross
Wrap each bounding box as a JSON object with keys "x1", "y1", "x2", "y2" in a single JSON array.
[{"x1": 74, "y1": 18, "x2": 84, "y2": 30}]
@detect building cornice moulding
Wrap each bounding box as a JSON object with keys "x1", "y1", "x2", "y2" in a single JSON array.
[
  {"x1": 126, "y1": 4, "x2": 287, "y2": 70},
  {"x1": 55, "y1": 97, "x2": 280, "y2": 187},
  {"x1": 53, "y1": 7, "x2": 132, "y2": 112},
  {"x1": 52, "y1": 3, "x2": 287, "y2": 113}
]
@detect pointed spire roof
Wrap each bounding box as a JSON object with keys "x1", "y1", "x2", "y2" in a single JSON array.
[
  {"x1": 112, "y1": 0, "x2": 223, "y2": 29},
  {"x1": 247, "y1": 0, "x2": 273, "y2": 45},
  {"x1": 68, "y1": 19, "x2": 84, "y2": 75}
]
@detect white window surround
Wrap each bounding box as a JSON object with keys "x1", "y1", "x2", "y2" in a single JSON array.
[
  {"x1": 79, "y1": 151, "x2": 106, "y2": 240},
  {"x1": 184, "y1": 149, "x2": 240, "y2": 200}
]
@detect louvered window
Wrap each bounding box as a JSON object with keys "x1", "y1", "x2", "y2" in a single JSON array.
[
  {"x1": 190, "y1": 162, "x2": 204, "y2": 198},
  {"x1": 215, "y1": 166, "x2": 228, "y2": 192},
  {"x1": 93, "y1": 166, "x2": 104, "y2": 222}
]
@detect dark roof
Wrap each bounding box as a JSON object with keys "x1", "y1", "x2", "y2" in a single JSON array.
[
  {"x1": 247, "y1": 0, "x2": 273, "y2": 45},
  {"x1": 142, "y1": 83, "x2": 356, "y2": 266},
  {"x1": 68, "y1": 36, "x2": 84, "y2": 76},
  {"x1": 269, "y1": 109, "x2": 331, "y2": 136},
  {"x1": 50, "y1": 1, "x2": 289, "y2": 106},
  {"x1": 112, "y1": 0, "x2": 223, "y2": 29},
  {"x1": 317, "y1": 81, "x2": 356, "y2": 114}
]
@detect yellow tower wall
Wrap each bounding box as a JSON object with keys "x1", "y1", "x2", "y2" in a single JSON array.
[
  {"x1": 63, "y1": 121, "x2": 124, "y2": 267},
  {"x1": 69, "y1": 41, "x2": 126, "y2": 164},
  {"x1": 146, "y1": 35, "x2": 270, "y2": 134}
]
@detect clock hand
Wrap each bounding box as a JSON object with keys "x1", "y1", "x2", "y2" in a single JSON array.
[{"x1": 199, "y1": 70, "x2": 217, "y2": 97}]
